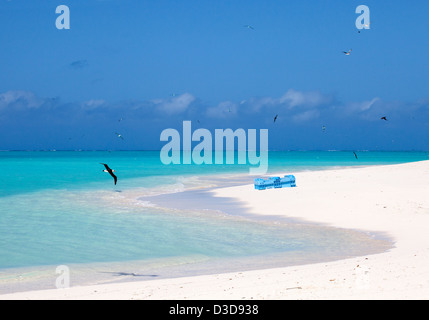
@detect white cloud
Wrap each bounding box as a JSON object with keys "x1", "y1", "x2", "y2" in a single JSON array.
[
  {"x1": 153, "y1": 93, "x2": 195, "y2": 114},
  {"x1": 241, "y1": 89, "x2": 333, "y2": 113},
  {"x1": 82, "y1": 99, "x2": 106, "y2": 109},
  {"x1": 346, "y1": 97, "x2": 380, "y2": 113},
  {"x1": 0, "y1": 91, "x2": 44, "y2": 110},
  {"x1": 206, "y1": 101, "x2": 237, "y2": 118},
  {"x1": 246, "y1": 96, "x2": 277, "y2": 112},
  {"x1": 292, "y1": 109, "x2": 320, "y2": 122},
  {"x1": 279, "y1": 89, "x2": 332, "y2": 109}
]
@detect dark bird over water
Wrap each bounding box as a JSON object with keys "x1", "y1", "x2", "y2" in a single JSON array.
[
  {"x1": 353, "y1": 152, "x2": 358, "y2": 159},
  {"x1": 100, "y1": 163, "x2": 117, "y2": 185},
  {"x1": 274, "y1": 114, "x2": 278, "y2": 123},
  {"x1": 380, "y1": 116, "x2": 388, "y2": 121}
]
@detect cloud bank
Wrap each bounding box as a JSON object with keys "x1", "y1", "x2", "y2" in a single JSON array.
[{"x1": 1, "y1": 89, "x2": 429, "y2": 150}]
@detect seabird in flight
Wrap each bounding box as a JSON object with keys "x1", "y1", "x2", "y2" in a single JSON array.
[
  {"x1": 380, "y1": 116, "x2": 388, "y2": 121},
  {"x1": 274, "y1": 114, "x2": 278, "y2": 123},
  {"x1": 343, "y1": 49, "x2": 352, "y2": 55},
  {"x1": 353, "y1": 151, "x2": 358, "y2": 159},
  {"x1": 115, "y1": 132, "x2": 124, "y2": 140},
  {"x1": 100, "y1": 163, "x2": 117, "y2": 185},
  {"x1": 244, "y1": 25, "x2": 255, "y2": 30}
]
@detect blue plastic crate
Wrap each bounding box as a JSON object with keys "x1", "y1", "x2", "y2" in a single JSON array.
[{"x1": 254, "y1": 175, "x2": 296, "y2": 190}]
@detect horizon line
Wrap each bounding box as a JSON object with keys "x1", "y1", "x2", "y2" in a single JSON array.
[{"x1": 1, "y1": 149, "x2": 429, "y2": 153}]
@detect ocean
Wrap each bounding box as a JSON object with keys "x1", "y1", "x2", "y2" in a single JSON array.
[{"x1": 0, "y1": 151, "x2": 427, "y2": 293}]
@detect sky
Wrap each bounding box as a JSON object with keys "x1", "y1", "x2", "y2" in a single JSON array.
[{"x1": 1, "y1": 0, "x2": 429, "y2": 151}]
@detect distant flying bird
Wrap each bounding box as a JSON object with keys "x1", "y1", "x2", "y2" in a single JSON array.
[
  {"x1": 115, "y1": 132, "x2": 124, "y2": 140},
  {"x1": 343, "y1": 49, "x2": 352, "y2": 55},
  {"x1": 244, "y1": 25, "x2": 255, "y2": 30},
  {"x1": 322, "y1": 125, "x2": 326, "y2": 132},
  {"x1": 353, "y1": 151, "x2": 358, "y2": 159},
  {"x1": 380, "y1": 116, "x2": 388, "y2": 121},
  {"x1": 100, "y1": 163, "x2": 117, "y2": 185},
  {"x1": 118, "y1": 117, "x2": 123, "y2": 122},
  {"x1": 274, "y1": 114, "x2": 278, "y2": 123}
]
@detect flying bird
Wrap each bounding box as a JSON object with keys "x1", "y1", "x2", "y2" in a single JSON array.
[
  {"x1": 274, "y1": 114, "x2": 278, "y2": 123},
  {"x1": 353, "y1": 151, "x2": 358, "y2": 160},
  {"x1": 244, "y1": 25, "x2": 255, "y2": 30},
  {"x1": 115, "y1": 132, "x2": 124, "y2": 140},
  {"x1": 100, "y1": 163, "x2": 117, "y2": 185},
  {"x1": 343, "y1": 49, "x2": 352, "y2": 55},
  {"x1": 322, "y1": 125, "x2": 326, "y2": 132},
  {"x1": 380, "y1": 116, "x2": 388, "y2": 121}
]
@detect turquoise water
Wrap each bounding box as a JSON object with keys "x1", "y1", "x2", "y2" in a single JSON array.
[
  {"x1": 0, "y1": 151, "x2": 426, "y2": 292},
  {"x1": 2, "y1": 150, "x2": 427, "y2": 197}
]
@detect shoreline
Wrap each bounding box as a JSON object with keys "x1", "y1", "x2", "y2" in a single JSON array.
[
  {"x1": 2, "y1": 160, "x2": 429, "y2": 299},
  {"x1": 0, "y1": 169, "x2": 389, "y2": 296}
]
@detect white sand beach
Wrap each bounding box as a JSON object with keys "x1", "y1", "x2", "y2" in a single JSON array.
[{"x1": 2, "y1": 160, "x2": 429, "y2": 300}]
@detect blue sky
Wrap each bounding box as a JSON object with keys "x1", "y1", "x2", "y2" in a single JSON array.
[{"x1": 1, "y1": 0, "x2": 429, "y2": 150}]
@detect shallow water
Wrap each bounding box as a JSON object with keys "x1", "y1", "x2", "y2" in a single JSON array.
[{"x1": 1, "y1": 151, "x2": 420, "y2": 293}]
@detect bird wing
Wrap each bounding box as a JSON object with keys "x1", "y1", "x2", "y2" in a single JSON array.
[
  {"x1": 100, "y1": 163, "x2": 110, "y2": 171},
  {"x1": 110, "y1": 172, "x2": 118, "y2": 185}
]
